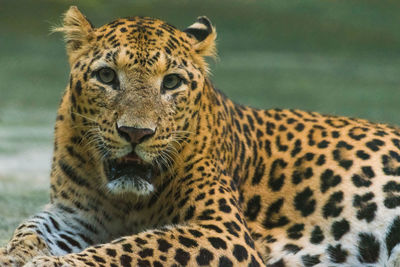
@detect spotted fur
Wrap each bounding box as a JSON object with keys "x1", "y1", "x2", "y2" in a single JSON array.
[{"x1": 3, "y1": 6, "x2": 400, "y2": 267}]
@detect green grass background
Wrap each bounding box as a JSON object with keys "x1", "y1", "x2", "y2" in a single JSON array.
[{"x1": 1, "y1": 0, "x2": 400, "y2": 245}]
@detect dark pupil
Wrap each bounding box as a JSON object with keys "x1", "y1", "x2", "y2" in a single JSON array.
[
  {"x1": 165, "y1": 76, "x2": 177, "y2": 88},
  {"x1": 100, "y1": 69, "x2": 114, "y2": 83}
]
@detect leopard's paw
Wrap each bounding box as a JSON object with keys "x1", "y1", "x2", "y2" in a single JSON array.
[
  {"x1": 24, "y1": 256, "x2": 74, "y2": 267},
  {"x1": 2, "y1": 235, "x2": 50, "y2": 267},
  {"x1": 0, "y1": 247, "x2": 21, "y2": 267}
]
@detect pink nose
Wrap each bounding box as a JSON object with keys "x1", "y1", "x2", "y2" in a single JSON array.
[{"x1": 117, "y1": 126, "x2": 155, "y2": 144}]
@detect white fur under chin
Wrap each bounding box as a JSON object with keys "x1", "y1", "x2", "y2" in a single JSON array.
[{"x1": 106, "y1": 175, "x2": 154, "y2": 195}]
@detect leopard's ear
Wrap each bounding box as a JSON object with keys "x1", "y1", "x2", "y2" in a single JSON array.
[
  {"x1": 184, "y1": 16, "x2": 217, "y2": 58},
  {"x1": 52, "y1": 6, "x2": 94, "y2": 64}
]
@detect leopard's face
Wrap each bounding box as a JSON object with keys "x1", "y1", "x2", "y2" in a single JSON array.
[{"x1": 61, "y1": 11, "x2": 216, "y2": 195}]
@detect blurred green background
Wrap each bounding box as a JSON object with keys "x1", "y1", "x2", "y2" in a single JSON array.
[{"x1": 1, "y1": 0, "x2": 400, "y2": 245}]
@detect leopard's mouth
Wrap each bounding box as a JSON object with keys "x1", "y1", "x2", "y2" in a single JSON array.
[{"x1": 104, "y1": 150, "x2": 156, "y2": 195}]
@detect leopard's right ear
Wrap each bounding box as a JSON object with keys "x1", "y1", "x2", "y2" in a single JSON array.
[
  {"x1": 183, "y1": 16, "x2": 217, "y2": 58},
  {"x1": 52, "y1": 6, "x2": 94, "y2": 64}
]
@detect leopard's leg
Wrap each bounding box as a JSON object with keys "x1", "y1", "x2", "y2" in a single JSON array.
[
  {"x1": 1, "y1": 204, "x2": 99, "y2": 266},
  {"x1": 25, "y1": 175, "x2": 265, "y2": 267},
  {"x1": 27, "y1": 223, "x2": 264, "y2": 267}
]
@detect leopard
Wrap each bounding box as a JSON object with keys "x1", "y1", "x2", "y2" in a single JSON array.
[{"x1": 3, "y1": 5, "x2": 400, "y2": 267}]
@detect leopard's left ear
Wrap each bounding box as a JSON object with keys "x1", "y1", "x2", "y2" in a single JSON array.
[
  {"x1": 183, "y1": 16, "x2": 217, "y2": 58},
  {"x1": 52, "y1": 6, "x2": 95, "y2": 65}
]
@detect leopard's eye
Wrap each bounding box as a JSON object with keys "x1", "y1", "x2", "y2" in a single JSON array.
[
  {"x1": 162, "y1": 74, "x2": 183, "y2": 91},
  {"x1": 97, "y1": 67, "x2": 117, "y2": 85}
]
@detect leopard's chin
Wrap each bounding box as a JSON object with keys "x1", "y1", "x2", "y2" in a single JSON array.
[{"x1": 104, "y1": 150, "x2": 157, "y2": 195}]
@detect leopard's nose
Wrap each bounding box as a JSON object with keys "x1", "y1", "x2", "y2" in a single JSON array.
[{"x1": 117, "y1": 126, "x2": 155, "y2": 144}]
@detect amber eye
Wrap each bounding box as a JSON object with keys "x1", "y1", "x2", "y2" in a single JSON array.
[
  {"x1": 162, "y1": 74, "x2": 183, "y2": 91},
  {"x1": 97, "y1": 67, "x2": 117, "y2": 85}
]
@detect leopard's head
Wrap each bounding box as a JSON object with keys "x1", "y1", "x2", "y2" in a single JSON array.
[{"x1": 56, "y1": 6, "x2": 216, "y2": 195}]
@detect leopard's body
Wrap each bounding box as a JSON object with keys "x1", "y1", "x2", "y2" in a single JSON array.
[{"x1": 2, "y1": 6, "x2": 400, "y2": 267}]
